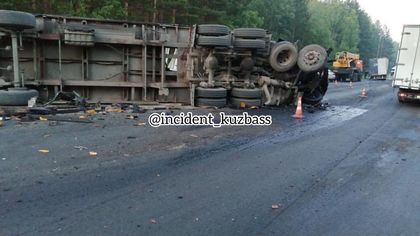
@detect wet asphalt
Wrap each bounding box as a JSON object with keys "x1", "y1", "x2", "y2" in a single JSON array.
[{"x1": 0, "y1": 80, "x2": 419, "y2": 236}]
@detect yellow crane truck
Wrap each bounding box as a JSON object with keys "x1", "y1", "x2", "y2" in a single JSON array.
[{"x1": 332, "y1": 51, "x2": 363, "y2": 82}]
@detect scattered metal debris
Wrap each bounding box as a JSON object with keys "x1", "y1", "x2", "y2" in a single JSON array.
[
  {"x1": 74, "y1": 146, "x2": 88, "y2": 151},
  {"x1": 44, "y1": 91, "x2": 86, "y2": 107},
  {"x1": 89, "y1": 151, "x2": 98, "y2": 156},
  {"x1": 38, "y1": 149, "x2": 50, "y2": 153},
  {"x1": 304, "y1": 102, "x2": 330, "y2": 113},
  {"x1": 271, "y1": 204, "x2": 282, "y2": 209},
  {"x1": 28, "y1": 115, "x2": 93, "y2": 123}
]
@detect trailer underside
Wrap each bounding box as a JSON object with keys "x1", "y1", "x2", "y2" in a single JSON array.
[{"x1": 0, "y1": 10, "x2": 330, "y2": 107}]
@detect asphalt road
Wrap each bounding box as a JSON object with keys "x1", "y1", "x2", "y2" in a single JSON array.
[{"x1": 1, "y1": 80, "x2": 419, "y2": 236}]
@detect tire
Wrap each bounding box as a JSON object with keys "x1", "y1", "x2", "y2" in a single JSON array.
[
  {"x1": 297, "y1": 44, "x2": 327, "y2": 72},
  {"x1": 197, "y1": 35, "x2": 231, "y2": 47},
  {"x1": 231, "y1": 88, "x2": 262, "y2": 99},
  {"x1": 195, "y1": 98, "x2": 226, "y2": 108},
  {"x1": 302, "y1": 89, "x2": 323, "y2": 105},
  {"x1": 0, "y1": 10, "x2": 36, "y2": 31},
  {"x1": 197, "y1": 24, "x2": 230, "y2": 36},
  {"x1": 269, "y1": 41, "x2": 298, "y2": 72},
  {"x1": 230, "y1": 97, "x2": 262, "y2": 108},
  {"x1": 0, "y1": 88, "x2": 39, "y2": 106},
  {"x1": 233, "y1": 28, "x2": 266, "y2": 39},
  {"x1": 233, "y1": 39, "x2": 266, "y2": 49},
  {"x1": 302, "y1": 69, "x2": 329, "y2": 105},
  {"x1": 195, "y1": 87, "x2": 227, "y2": 98},
  {"x1": 256, "y1": 37, "x2": 273, "y2": 56}
]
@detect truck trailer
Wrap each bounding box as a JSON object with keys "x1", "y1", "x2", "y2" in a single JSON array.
[
  {"x1": 0, "y1": 10, "x2": 330, "y2": 108},
  {"x1": 368, "y1": 57, "x2": 389, "y2": 80},
  {"x1": 393, "y1": 25, "x2": 420, "y2": 103}
]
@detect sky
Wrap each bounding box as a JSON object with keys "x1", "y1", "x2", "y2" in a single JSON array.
[{"x1": 357, "y1": 0, "x2": 420, "y2": 42}]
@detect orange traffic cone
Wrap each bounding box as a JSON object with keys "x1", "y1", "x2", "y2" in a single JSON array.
[
  {"x1": 360, "y1": 88, "x2": 367, "y2": 98},
  {"x1": 334, "y1": 80, "x2": 339, "y2": 87},
  {"x1": 349, "y1": 81, "x2": 353, "y2": 89},
  {"x1": 292, "y1": 95, "x2": 304, "y2": 119}
]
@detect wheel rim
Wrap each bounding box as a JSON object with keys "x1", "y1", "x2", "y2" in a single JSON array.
[
  {"x1": 277, "y1": 50, "x2": 291, "y2": 66},
  {"x1": 302, "y1": 50, "x2": 321, "y2": 66}
]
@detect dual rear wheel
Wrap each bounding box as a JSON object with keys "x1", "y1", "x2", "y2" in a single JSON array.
[
  {"x1": 195, "y1": 87, "x2": 263, "y2": 108},
  {"x1": 195, "y1": 87, "x2": 227, "y2": 108},
  {"x1": 230, "y1": 88, "x2": 262, "y2": 108}
]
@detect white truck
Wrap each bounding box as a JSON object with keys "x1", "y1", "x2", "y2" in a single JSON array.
[
  {"x1": 393, "y1": 25, "x2": 420, "y2": 102},
  {"x1": 369, "y1": 57, "x2": 389, "y2": 80}
]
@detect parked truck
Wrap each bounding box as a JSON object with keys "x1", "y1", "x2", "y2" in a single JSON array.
[
  {"x1": 0, "y1": 10, "x2": 330, "y2": 108},
  {"x1": 332, "y1": 51, "x2": 363, "y2": 82},
  {"x1": 368, "y1": 57, "x2": 389, "y2": 80},
  {"x1": 393, "y1": 25, "x2": 420, "y2": 103}
]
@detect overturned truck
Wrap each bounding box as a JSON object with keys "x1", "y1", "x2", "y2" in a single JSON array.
[{"x1": 0, "y1": 10, "x2": 329, "y2": 107}]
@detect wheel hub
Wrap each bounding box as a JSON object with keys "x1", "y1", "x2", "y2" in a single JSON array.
[
  {"x1": 303, "y1": 51, "x2": 321, "y2": 66},
  {"x1": 277, "y1": 50, "x2": 291, "y2": 65}
]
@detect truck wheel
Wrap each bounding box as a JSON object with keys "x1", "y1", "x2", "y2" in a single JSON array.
[
  {"x1": 256, "y1": 38, "x2": 272, "y2": 56},
  {"x1": 233, "y1": 28, "x2": 266, "y2": 39},
  {"x1": 0, "y1": 10, "x2": 36, "y2": 31},
  {"x1": 302, "y1": 69, "x2": 329, "y2": 105},
  {"x1": 195, "y1": 87, "x2": 227, "y2": 98},
  {"x1": 297, "y1": 44, "x2": 327, "y2": 72},
  {"x1": 231, "y1": 88, "x2": 262, "y2": 99},
  {"x1": 233, "y1": 38, "x2": 266, "y2": 49},
  {"x1": 195, "y1": 98, "x2": 227, "y2": 108},
  {"x1": 269, "y1": 41, "x2": 298, "y2": 72},
  {"x1": 302, "y1": 89, "x2": 323, "y2": 105},
  {"x1": 197, "y1": 24, "x2": 230, "y2": 36},
  {"x1": 0, "y1": 88, "x2": 39, "y2": 106},
  {"x1": 197, "y1": 35, "x2": 231, "y2": 47},
  {"x1": 230, "y1": 97, "x2": 262, "y2": 108}
]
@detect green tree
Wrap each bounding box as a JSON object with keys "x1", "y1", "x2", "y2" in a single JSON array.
[
  {"x1": 0, "y1": 0, "x2": 398, "y2": 68},
  {"x1": 306, "y1": 0, "x2": 359, "y2": 54},
  {"x1": 247, "y1": 0, "x2": 295, "y2": 41},
  {"x1": 91, "y1": 0, "x2": 125, "y2": 19}
]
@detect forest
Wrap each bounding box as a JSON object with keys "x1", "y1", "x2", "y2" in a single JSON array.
[{"x1": 0, "y1": 0, "x2": 398, "y2": 68}]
